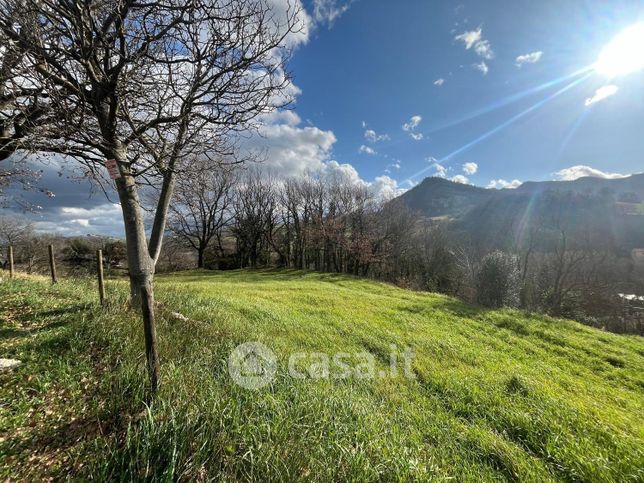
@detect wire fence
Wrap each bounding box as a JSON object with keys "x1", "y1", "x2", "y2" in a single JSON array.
[{"x1": 2, "y1": 244, "x2": 107, "y2": 305}]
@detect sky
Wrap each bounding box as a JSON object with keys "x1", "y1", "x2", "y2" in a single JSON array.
[{"x1": 3, "y1": 0, "x2": 644, "y2": 236}]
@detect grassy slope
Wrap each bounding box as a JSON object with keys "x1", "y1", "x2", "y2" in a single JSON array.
[{"x1": 1, "y1": 270, "x2": 642, "y2": 481}]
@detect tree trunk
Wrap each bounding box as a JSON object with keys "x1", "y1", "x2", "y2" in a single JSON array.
[
  {"x1": 148, "y1": 171, "x2": 176, "y2": 264},
  {"x1": 114, "y1": 150, "x2": 159, "y2": 392},
  {"x1": 140, "y1": 283, "x2": 160, "y2": 393},
  {"x1": 197, "y1": 247, "x2": 205, "y2": 268},
  {"x1": 117, "y1": 185, "x2": 154, "y2": 304}
]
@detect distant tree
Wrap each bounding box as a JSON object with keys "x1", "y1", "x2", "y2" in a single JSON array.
[
  {"x1": 63, "y1": 238, "x2": 94, "y2": 267},
  {"x1": 157, "y1": 234, "x2": 197, "y2": 273},
  {"x1": 232, "y1": 170, "x2": 279, "y2": 268},
  {"x1": 0, "y1": 216, "x2": 33, "y2": 268},
  {"x1": 453, "y1": 243, "x2": 480, "y2": 303},
  {"x1": 168, "y1": 163, "x2": 237, "y2": 268},
  {"x1": 0, "y1": 216, "x2": 33, "y2": 246},
  {"x1": 476, "y1": 251, "x2": 520, "y2": 308},
  {"x1": 103, "y1": 240, "x2": 127, "y2": 267}
]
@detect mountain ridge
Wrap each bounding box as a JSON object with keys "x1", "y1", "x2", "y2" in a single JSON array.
[
  {"x1": 399, "y1": 172, "x2": 644, "y2": 218},
  {"x1": 396, "y1": 172, "x2": 644, "y2": 250}
]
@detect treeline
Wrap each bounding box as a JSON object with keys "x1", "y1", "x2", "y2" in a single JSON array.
[
  {"x1": 167, "y1": 166, "x2": 416, "y2": 276},
  {"x1": 163, "y1": 165, "x2": 644, "y2": 334}
]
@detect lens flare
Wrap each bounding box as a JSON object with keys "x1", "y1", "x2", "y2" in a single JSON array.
[{"x1": 404, "y1": 72, "x2": 593, "y2": 184}]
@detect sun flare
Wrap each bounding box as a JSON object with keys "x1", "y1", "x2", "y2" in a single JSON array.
[{"x1": 595, "y1": 22, "x2": 644, "y2": 77}]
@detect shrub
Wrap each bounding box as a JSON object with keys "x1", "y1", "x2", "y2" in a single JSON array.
[{"x1": 476, "y1": 251, "x2": 520, "y2": 308}]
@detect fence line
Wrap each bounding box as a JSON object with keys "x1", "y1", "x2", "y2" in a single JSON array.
[{"x1": 4, "y1": 244, "x2": 107, "y2": 304}]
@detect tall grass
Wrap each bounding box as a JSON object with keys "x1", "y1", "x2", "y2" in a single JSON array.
[{"x1": 1, "y1": 270, "x2": 642, "y2": 481}]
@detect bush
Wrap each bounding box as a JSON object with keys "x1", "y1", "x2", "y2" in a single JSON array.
[{"x1": 476, "y1": 251, "x2": 520, "y2": 308}]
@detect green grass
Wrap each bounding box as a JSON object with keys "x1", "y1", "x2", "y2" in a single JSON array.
[{"x1": 1, "y1": 270, "x2": 643, "y2": 481}]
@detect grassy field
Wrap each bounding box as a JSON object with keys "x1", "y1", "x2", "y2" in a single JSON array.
[{"x1": 1, "y1": 270, "x2": 643, "y2": 481}]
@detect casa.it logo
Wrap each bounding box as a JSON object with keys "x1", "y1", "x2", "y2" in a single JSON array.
[{"x1": 227, "y1": 341, "x2": 278, "y2": 390}]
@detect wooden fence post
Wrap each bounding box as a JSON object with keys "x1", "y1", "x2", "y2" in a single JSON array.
[
  {"x1": 48, "y1": 244, "x2": 57, "y2": 284},
  {"x1": 8, "y1": 245, "x2": 14, "y2": 279},
  {"x1": 140, "y1": 285, "x2": 160, "y2": 394},
  {"x1": 96, "y1": 249, "x2": 106, "y2": 305}
]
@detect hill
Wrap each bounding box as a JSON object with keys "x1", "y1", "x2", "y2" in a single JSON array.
[
  {"x1": 516, "y1": 172, "x2": 644, "y2": 198},
  {"x1": 398, "y1": 174, "x2": 644, "y2": 250},
  {"x1": 398, "y1": 176, "x2": 495, "y2": 218},
  {"x1": 1, "y1": 270, "x2": 642, "y2": 480},
  {"x1": 400, "y1": 173, "x2": 644, "y2": 219}
]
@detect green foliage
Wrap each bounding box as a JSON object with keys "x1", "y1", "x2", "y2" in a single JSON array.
[
  {"x1": 1, "y1": 271, "x2": 642, "y2": 481},
  {"x1": 476, "y1": 251, "x2": 521, "y2": 308}
]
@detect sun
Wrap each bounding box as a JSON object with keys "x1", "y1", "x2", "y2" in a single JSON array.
[{"x1": 595, "y1": 22, "x2": 644, "y2": 78}]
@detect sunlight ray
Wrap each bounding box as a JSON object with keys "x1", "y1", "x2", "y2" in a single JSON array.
[
  {"x1": 405, "y1": 71, "x2": 594, "y2": 184},
  {"x1": 425, "y1": 66, "x2": 594, "y2": 134}
]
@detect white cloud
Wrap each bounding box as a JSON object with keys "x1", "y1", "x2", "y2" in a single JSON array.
[
  {"x1": 370, "y1": 175, "x2": 406, "y2": 201},
  {"x1": 487, "y1": 179, "x2": 522, "y2": 189},
  {"x1": 474, "y1": 39, "x2": 494, "y2": 60},
  {"x1": 260, "y1": 110, "x2": 302, "y2": 126},
  {"x1": 247, "y1": 119, "x2": 337, "y2": 176},
  {"x1": 455, "y1": 27, "x2": 494, "y2": 60},
  {"x1": 33, "y1": 203, "x2": 124, "y2": 236},
  {"x1": 312, "y1": 0, "x2": 351, "y2": 27},
  {"x1": 585, "y1": 85, "x2": 619, "y2": 106},
  {"x1": 451, "y1": 175, "x2": 469, "y2": 184},
  {"x1": 430, "y1": 162, "x2": 448, "y2": 178},
  {"x1": 320, "y1": 159, "x2": 362, "y2": 186},
  {"x1": 402, "y1": 115, "x2": 423, "y2": 140},
  {"x1": 387, "y1": 160, "x2": 401, "y2": 171},
  {"x1": 515, "y1": 51, "x2": 543, "y2": 67},
  {"x1": 462, "y1": 162, "x2": 478, "y2": 175},
  {"x1": 364, "y1": 129, "x2": 390, "y2": 142},
  {"x1": 473, "y1": 61, "x2": 489, "y2": 75},
  {"x1": 319, "y1": 162, "x2": 405, "y2": 201},
  {"x1": 434, "y1": 78, "x2": 445, "y2": 86},
  {"x1": 454, "y1": 28, "x2": 482, "y2": 49},
  {"x1": 359, "y1": 144, "x2": 376, "y2": 155},
  {"x1": 267, "y1": 0, "x2": 312, "y2": 48},
  {"x1": 402, "y1": 115, "x2": 422, "y2": 131},
  {"x1": 553, "y1": 165, "x2": 628, "y2": 181},
  {"x1": 247, "y1": 80, "x2": 404, "y2": 208}
]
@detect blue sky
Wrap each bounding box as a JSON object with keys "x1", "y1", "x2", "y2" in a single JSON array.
[
  {"x1": 3, "y1": 0, "x2": 644, "y2": 236},
  {"x1": 290, "y1": 0, "x2": 644, "y2": 188}
]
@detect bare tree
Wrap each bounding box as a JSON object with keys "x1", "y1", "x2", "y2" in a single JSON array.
[
  {"x1": 169, "y1": 162, "x2": 237, "y2": 268},
  {"x1": 0, "y1": 0, "x2": 304, "y2": 391},
  {"x1": 232, "y1": 169, "x2": 279, "y2": 268},
  {"x1": 0, "y1": 216, "x2": 33, "y2": 268},
  {"x1": 0, "y1": 215, "x2": 33, "y2": 246}
]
